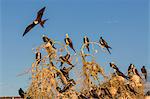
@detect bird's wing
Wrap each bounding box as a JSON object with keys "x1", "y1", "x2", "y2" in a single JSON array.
[
  {"x1": 87, "y1": 37, "x2": 89, "y2": 42},
  {"x1": 135, "y1": 69, "x2": 142, "y2": 78},
  {"x1": 68, "y1": 38, "x2": 76, "y2": 52},
  {"x1": 102, "y1": 39, "x2": 108, "y2": 46},
  {"x1": 23, "y1": 23, "x2": 36, "y2": 37},
  {"x1": 83, "y1": 37, "x2": 86, "y2": 43},
  {"x1": 36, "y1": 7, "x2": 46, "y2": 21}
]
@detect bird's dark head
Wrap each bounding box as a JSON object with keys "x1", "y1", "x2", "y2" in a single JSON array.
[
  {"x1": 100, "y1": 37, "x2": 102, "y2": 39},
  {"x1": 42, "y1": 35, "x2": 50, "y2": 42},
  {"x1": 63, "y1": 67, "x2": 66, "y2": 70},
  {"x1": 143, "y1": 66, "x2": 145, "y2": 68},
  {"x1": 110, "y1": 62, "x2": 113, "y2": 67}
]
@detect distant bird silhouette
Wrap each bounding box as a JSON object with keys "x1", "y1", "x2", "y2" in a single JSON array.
[
  {"x1": 64, "y1": 34, "x2": 76, "y2": 53},
  {"x1": 83, "y1": 36, "x2": 90, "y2": 52},
  {"x1": 18, "y1": 88, "x2": 25, "y2": 98},
  {"x1": 110, "y1": 62, "x2": 128, "y2": 79},
  {"x1": 59, "y1": 53, "x2": 73, "y2": 67},
  {"x1": 23, "y1": 7, "x2": 48, "y2": 37},
  {"x1": 141, "y1": 66, "x2": 147, "y2": 81},
  {"x1": 42, "y1": 35, "x2": 56, "y2": 49},
  {"x1": 99, "y1": 37, "x2": 112, "y2": 54}
]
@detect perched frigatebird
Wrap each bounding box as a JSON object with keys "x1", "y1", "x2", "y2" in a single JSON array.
[
  {"x1": 131, "y1": 64, "x2": 142, "y2": 79},
  {"x1": 64, "y1": 34, "x2": 76, "y2": 53},
  {"x1": 42, "y1": 35, "x2": 56, "y2": 49},
  {"x1": 83, "y1": 36, "x2": 90, "y2": 52},
  {"x1": 18, "y1": 88, "x2": 25, "y2": 98},
  {"x1": 23, "y1": 7, "x2": 48, "y2": 37},
  {"x1": 128, "y1": 64, "x2": 135, "y2": 77},
  {"x1": 141, "y1": 66, "x2": 147, "y2": 81},
  {"x1": 59, "y1": 53, "x2": 73, "y2": 67},
  {"x1": 99, "y1": 37, "x2": 112, "y2": 54},
  {"x1": 35, "y1": 51, "x2": 41, "y2": 65},
  {"x1": 110, "y1": 62, "x2": 128, "y2": 79}
]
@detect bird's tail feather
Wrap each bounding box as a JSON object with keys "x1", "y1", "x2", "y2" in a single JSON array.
[
  {"x1": 71, "y1": 47, "x2": 76, "y2": 53},
  {"x1": 107, "y1": 48, "x2": 111, "y2": 54},
  {"x1": 108, "y1": 46, "x2": 112, "y2": 49},
  {"x1": 40, "y1": 19, "x2": 48, "y2": 28},
  {"x1": 86, "y1": 45, "x2": 90, "y2": 52}
]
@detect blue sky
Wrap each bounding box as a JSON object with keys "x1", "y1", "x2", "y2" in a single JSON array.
[{"x1": 0, "y1": 0, "x2": 149, "y2": 96}]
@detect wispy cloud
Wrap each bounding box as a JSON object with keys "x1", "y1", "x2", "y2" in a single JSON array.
[{"x1": 104, "y1": 16, "x2": 119, "y2": 24}]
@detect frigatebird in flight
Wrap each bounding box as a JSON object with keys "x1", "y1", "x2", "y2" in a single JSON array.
[{"x1": 23, "y1": 7, "x2": 48, "y2": 37}]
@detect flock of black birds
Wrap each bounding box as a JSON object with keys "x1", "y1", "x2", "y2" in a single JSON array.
[{"x1": 19, "y1": 6, "x2": 148, "y2": 98}]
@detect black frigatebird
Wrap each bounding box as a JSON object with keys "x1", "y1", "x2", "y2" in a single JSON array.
[
  {"x1": 141, "y1": 66, "x2": 147, "y2": 81},
  {"x1": 99, "y1": 37, "x2": 112, "y2": 54},
  {"x1": 110, "y1": 62, "x2": 128, "y2": 79},
  {"x1": 59, "y1": 53, "x2": 73, "y2": 67},
  {"x1": 42, "y1": 35, "x2": 56, "y2": 49},
  {"x1": 35, "y1": 51, "x2": 41, "y2": 65},
  {"x1": 83, "y1": 36, "x2": 90, "y2": 52},
  {"x1": 18, "y1": 88, "x2": 25, "y2": 98},
  {"x1": 23, "y1": 7, "x2": 48, "y2": 37},
  {"x1": 64, "y1": 34, "x2": 76, "y2": 53}
]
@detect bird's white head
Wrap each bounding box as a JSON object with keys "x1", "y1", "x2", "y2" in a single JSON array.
[
  {"x1": 42, "y1": 35, "x2": 45, "y2": 37},
  {"x1": 66, "y1": 33, "x2": 69, "y2": 38},
  {"x1": 34, "y1": 20, "x2": 38, "y2": 24},
  {"x1": 130, "y1": 64, "x2": 135, "y2": 69}
]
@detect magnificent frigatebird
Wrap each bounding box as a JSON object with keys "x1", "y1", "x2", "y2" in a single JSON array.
[
  {"x1": 83, "y1": 36, "x2": 90, "y2": 52},
  {"x1": 59, "y1": 53, "x2": 73, "y2": 67},
  {"x1": 128, "y1": 64, "x2": 134, "y2": 77},
  {"x1": 18, "y1": 88, "x2": 25, "y2": 98},
  {"x1": 99, "y1": 37, "x2": 112, "y2": 54},
  {"x1": 35, "y1": 51, "x2": 41, "y2": 65},
  {"x1": 131, "y1": 64, "x2": 142, "y2": 79},
  {"x1": 64, "y1": 34, "x2": 76, "y2": 53},
  {"x1": 110, "y1": 62, "x2": 128, "y2": 79},
  {"x1": 42, "y1": 35, "x2": 56, "y2": 49},
  {"x1": 23, "y1": 7, "x2": 48, "y2": 37}
]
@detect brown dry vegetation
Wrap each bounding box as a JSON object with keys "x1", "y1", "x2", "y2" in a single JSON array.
[{"x1": 22, "y1": 38, "x2": 148, "y2": 99}]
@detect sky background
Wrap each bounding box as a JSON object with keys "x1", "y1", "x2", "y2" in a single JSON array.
[{"x1": 0, "y1": 0, "x2": 149, "y2": 96}]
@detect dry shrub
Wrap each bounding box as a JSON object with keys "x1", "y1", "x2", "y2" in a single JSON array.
[{"x1": 22, "y1": 40, "x2": 146, "y2": 99}]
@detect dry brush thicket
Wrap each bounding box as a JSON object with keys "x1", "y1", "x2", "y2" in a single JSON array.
[{"x1": 22, "y1": 36, "x2": 148, "y2": 99}]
